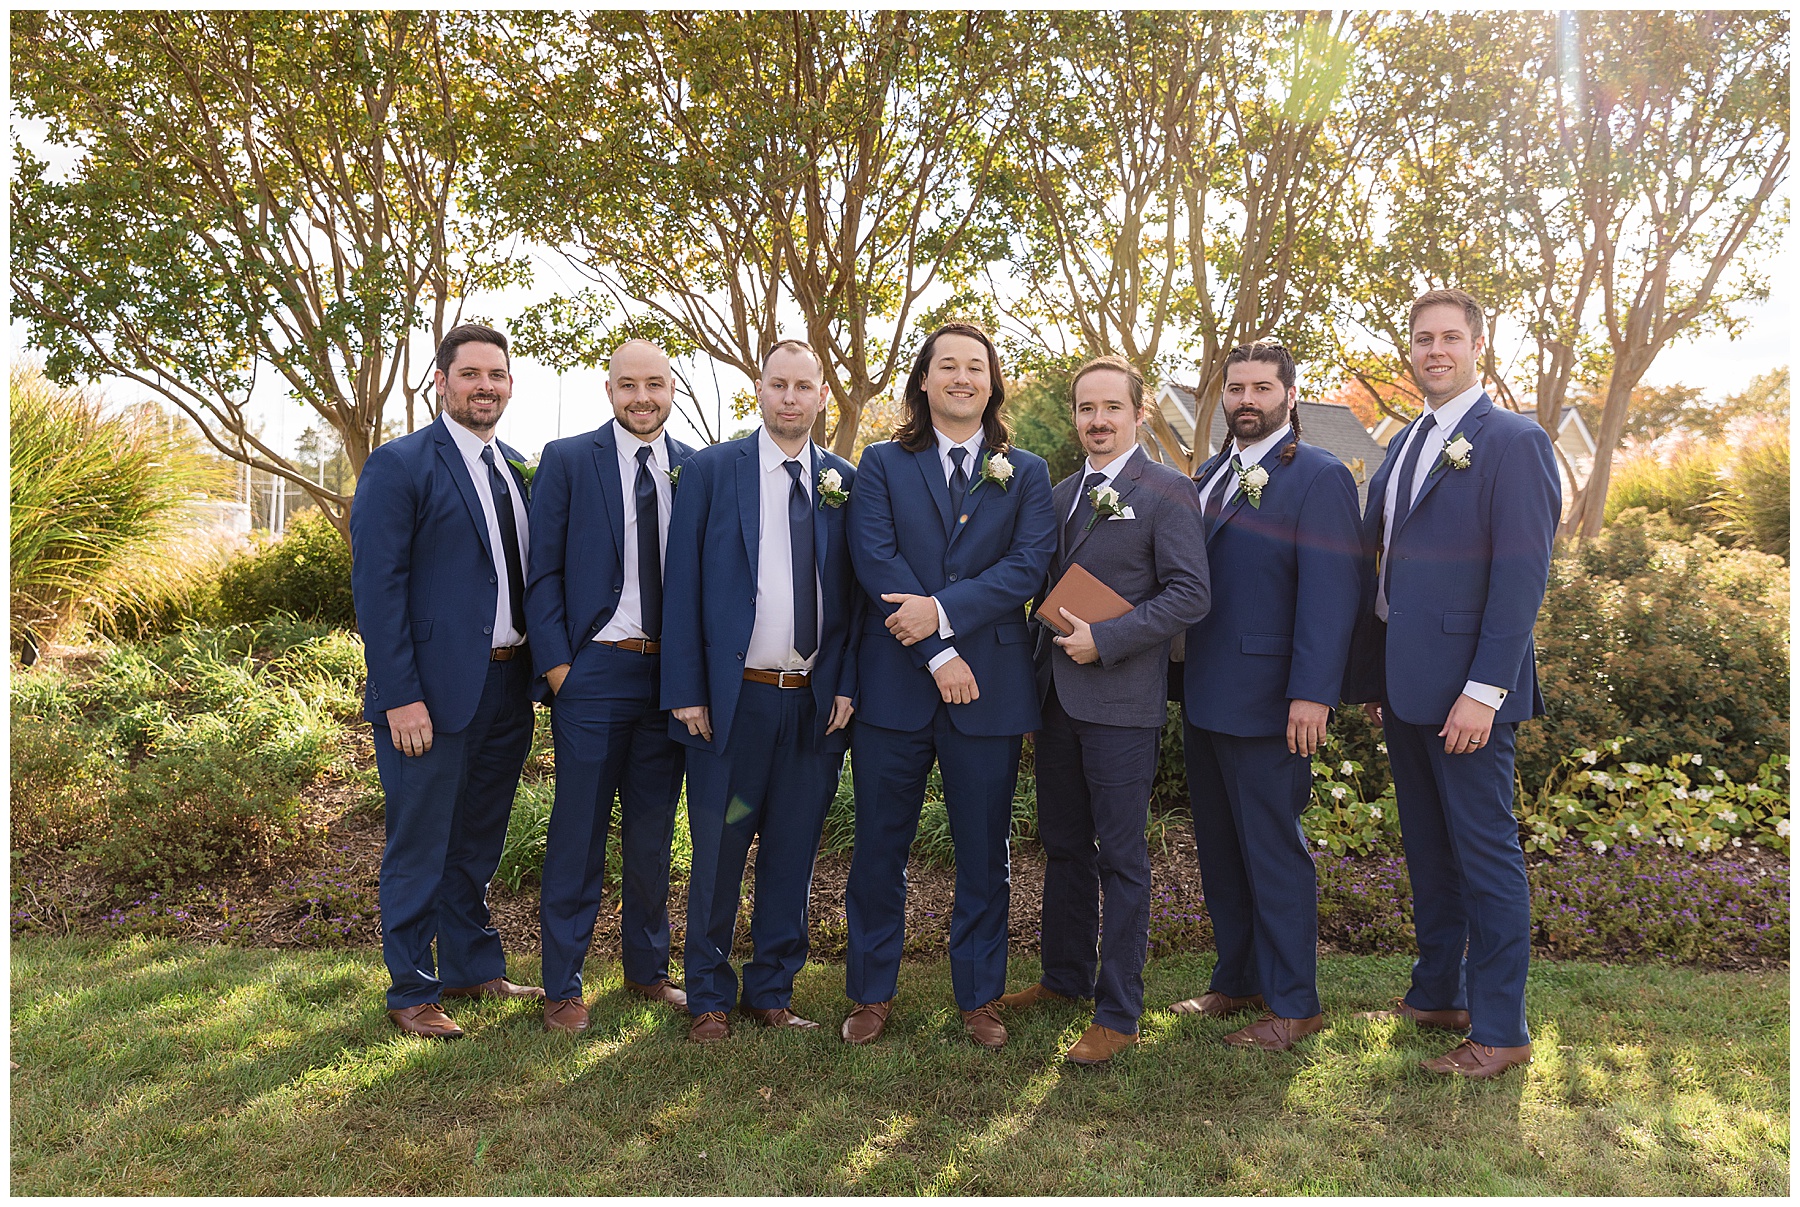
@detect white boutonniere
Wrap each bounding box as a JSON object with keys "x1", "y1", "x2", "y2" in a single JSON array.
[
  {"x1": 1085, "y1": 484, "x2": 1125, "y2": 530},
  {"x1": 974, "y1": 449, "x2": 1014, "y2": 492},
  {"x1": 505, "y1": 453, "x2": 540, "y2": 487},
  {"x1": 1235, "y1": 462, "x2": 1270, "y2": 508},
  {"x1": 666, "y1": 464, "x2": 682, "y2": 491},
  {"x1": 1440, "y1": 432, "x2": 1473, "y2": 471},
  {"x1": 817, "y1": 466, "x2": 848, "y2": 508}
]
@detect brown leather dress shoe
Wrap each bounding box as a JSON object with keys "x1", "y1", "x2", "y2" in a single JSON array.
[
  {"x1": 1422, "y1": 1039, "x2": 1532, "y2": 1079},
  {"x1": 441, "y1": 977, "x2": 545, "y2": 1000},
  {"x1": 1168, "y1": 990, "x2": 1265, "y2": 1017},
  {"x1": 689, "y1": 1010, "x2": 731, "y2": 1043},
  {"x1": 840, "y1": 999, "x2": 895, "y2": 1045},
  {"x1": 997, "y1": 983, "x2": 1075, "y2": 1011},
  {"x1": 1395, "y1": 1000, "x2": 1473, "y2": 1033},
  {"x1": 388, "y1": 1002, "x2": 464, "y2": 1039},
  {"x1": 1065, "y1": 1023, "x2": 1139, "y2": 1066},
  {"x1": 961, "y1": 1001, "x2": 1008, "y2": 1050},
  {"x1": 544, "y1": 998, "x2": 590, "y2": 1034},
  {"x1": 623, "y1": 977, "x2": 688, "y2": 1008},
  {"x1": 1222, "y1": 1011, "x2": 1325, "y2": 1052},
  {"x1": 740, "y1": 1004, "x2": 821, "y2": 1029}
]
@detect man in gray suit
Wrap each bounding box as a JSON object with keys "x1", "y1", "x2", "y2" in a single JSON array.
[{"x1": 999, "y1": 355, "x2": 1210, "y2": 1065}]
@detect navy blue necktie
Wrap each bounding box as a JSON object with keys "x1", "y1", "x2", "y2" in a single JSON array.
[
  {"x1": 1063, "y1": 471, "x2": 1108, "y2": 551},
  {"x1": 634, "y1": 445, "x2": 662, "y2": 640},
  {"x1": 1202, "y1": 454, "x2": 1241, "y2": 537},
  {"x1": 480, "y1": 446, "x2": 526, "y2": 637},
  {"x1": 947, "y1": 446, "x2": 969, "y2": 531},
  {"x1": 1382, "y1": 412, "x2": 1437, "y2": 600},
  {"x1": 784, "y1": 460, "x2": 817, "y2": 658}
]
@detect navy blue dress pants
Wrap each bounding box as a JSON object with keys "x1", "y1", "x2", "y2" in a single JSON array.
[
  {"x1": 1184, "y1": 723, "x2": 1320, "y2": 1019},
  {"x1": 845, "y1": 707, "x2": 1022, "y2": 1011},
  {"x1": 1384, "y1": 714, "x2": 1531, "y2": 1048},
  {"x1": 539, "y1": 641, "x2": 684, "y2": 1001},
  {"x1": 374, "y1": 655, "x2": 534, "y2": 1010},
  {"x1": 683, "y1": 681, "x2": 842, "y2": 1015},
  {"x1": 1034, "y1": 687, "x2": 1160, "y2": 1033}
]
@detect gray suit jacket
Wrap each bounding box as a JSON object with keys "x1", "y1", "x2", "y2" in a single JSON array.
[{"x1": 1034, "y1": 448, "x2": 1211, "y2": 729}]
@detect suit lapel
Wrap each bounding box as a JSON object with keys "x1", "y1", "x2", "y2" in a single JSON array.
[
  {"x1": 1399, "y1": 393, "x2": 1490, "y2": 535},
  {"x1": 1050, "y1": 472, "x2": 1080, "y2": 566},
  {"x1": 592, "y1": 420, "x2": 626, "y2": 560},
  {"x1": 809, "y1": 444, "x2": 830, "y2": 578},
  {"x1": 434, "y1": 418, "x2": 497, "y2": 568},
  {"x1": 737, "y1": 437, "x2": 761, "y2": 571},
  {"x1": 914, "y1": 444, "x2": 954, "y2": 536}
]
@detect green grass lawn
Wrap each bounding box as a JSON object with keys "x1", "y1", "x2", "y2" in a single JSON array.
[{"x1": 10, "y1": 937, "x2": 1787, "y2": 1195}]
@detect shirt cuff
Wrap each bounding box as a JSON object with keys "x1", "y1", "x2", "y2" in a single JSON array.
[
  {"x1": 927, "y1": 647, "x2": 959, "y2": 674},
  {"x1": 1461, "y1": 680, "x2": 1508, "y2": 711},
  {"x1": 933, "y1": 597, "x2": 954, "y2": 639}
]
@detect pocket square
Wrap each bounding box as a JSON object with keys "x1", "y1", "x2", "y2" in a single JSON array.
[{"x1": 1109, "y1": 506, "x2": 1137, "y2": 520}]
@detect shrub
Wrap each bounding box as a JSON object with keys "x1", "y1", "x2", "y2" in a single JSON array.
[
  {"x1": 1003, "y1": 371, "x2": 1083, "y2": 483},
  {"x1": 1708, "y1": 422, "x2": 1789, "y2": 560},
  {"x1": 1524, "y1": 511, "x2": 1788, "y2": 789},
  {"x1": 216, "y1": 510, "x2": 355, "y2": 627},
  {"x1": 1603, "y1": 443, "x2": 1725, "y2": 532},
  {"x1": 9, "y1": 364, "x2": 230, "y2": 651}
]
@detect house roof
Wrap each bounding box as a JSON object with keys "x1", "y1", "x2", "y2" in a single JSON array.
[{"x1": 1154, "y1": 383, "x2": 1387, "y2": 501}]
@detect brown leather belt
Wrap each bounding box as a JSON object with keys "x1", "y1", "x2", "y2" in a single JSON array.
[
  {"x1": 490, "y1": 644, "x2": 527, "y2": 662},
  {"x1": 596, "y1": 638, "x2": 661, "y2": 654},
  {"x1": 743, "y1": 668, "x2": 810, "y2": 688}
]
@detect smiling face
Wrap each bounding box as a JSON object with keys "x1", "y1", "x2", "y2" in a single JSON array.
[
  {"x1": 435, "y1": 341, "x2": 513, "y2": 438},
  {"x1": 1409, "y1": 302, "x2": 1485, "y2": 407},
  {"x1": 920, "y1": 332, "x2": 992, "y2": 439},
  {"x1": 605, "y1": 340, "x2": 675, "y2": 439},
  {"x1": 1072, "y1": 367, "x2": 1143, "y2": 468},
  {"x1": 757, "y1": 345, "x2": 828, "y2": 450},
  {"x1": 1222, "y1": 358, "x2": 1295, "y2": 447}
]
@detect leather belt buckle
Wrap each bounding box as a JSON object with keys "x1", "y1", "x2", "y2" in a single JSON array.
[
  {"x1": 775, "y1": 669, "x2": 808, "y2": 689},
  {"x1": 490, "y1": 644, "x2": 525, "y2": 662}
]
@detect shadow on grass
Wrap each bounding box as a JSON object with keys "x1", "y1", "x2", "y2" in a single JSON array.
[{"x1": 10, "y1": 940, "x2": 1788, "y2": 1195}]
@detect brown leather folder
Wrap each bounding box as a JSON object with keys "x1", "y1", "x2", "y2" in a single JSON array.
[{"x1": 1034, "y1": 562, "x2": 1133, "y2": 637}]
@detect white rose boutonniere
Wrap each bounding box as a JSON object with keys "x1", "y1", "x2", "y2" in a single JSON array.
[
  {"x1": 1235, "y1": 462, "x2": 1270, "y2": 508},
  {"x1": 1441, "y1": 432, "x2": 1474, "y2": 471},
  {"x1": 817, "y1": 466, "x2": 848, "y2": 508},
  {"x1": 974, "y1": 449, "x2": 1014, "y2": 492},
  {"x1": 1085, "y1": 484, "x2": 1125, "y2": 530}
]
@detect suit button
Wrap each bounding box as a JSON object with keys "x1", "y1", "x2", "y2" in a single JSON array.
[
  {"x1": 736, "y1": 653, "x2": 744, "y2": 661},
  {"x1": 483, "y1": 625, "x2": 493, "y2": 635},
  {"x1": 948, "y1": 573, "x2": 958, "y2": 582},
  {"x1": 489, "y1": 575, "x2": 497, "y2": 584}
]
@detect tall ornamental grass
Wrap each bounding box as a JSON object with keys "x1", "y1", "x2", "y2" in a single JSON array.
[{"x1": 9, "y1": 365, "x2": 232, "y2": 650}]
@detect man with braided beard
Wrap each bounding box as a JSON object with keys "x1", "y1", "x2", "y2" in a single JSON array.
[{"x1": 1170, "y1": 340, "x2": 1362, "y2": 1051}]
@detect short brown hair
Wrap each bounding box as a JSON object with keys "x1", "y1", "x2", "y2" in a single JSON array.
[
  {"x1": 762, "y1": 338, "x2": 823, "y2": 375},
  {"x1": 1409, "y1": 288, "x2": 1485, "y2": 342},
  {"x1": 893, "y1": 321, "x2": 1010, "y2": 453},
  {"x1": 1070, "y1": 354, "x2": 1144, "y2": 412},
  {"x1": 435, "y1": 323, "x2": 509, "y2": 374}
]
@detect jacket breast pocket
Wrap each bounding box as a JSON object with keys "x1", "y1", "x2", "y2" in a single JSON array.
[
  {"x1": 411, "y1": 619, "x2": 434, "y2": 642},
  {"x1": 1240, "y1": 633, "x2": 1292, "y2": 657},
  {"x1": 1442, "y1": 611, "x2": 1482, "y2": 634}
]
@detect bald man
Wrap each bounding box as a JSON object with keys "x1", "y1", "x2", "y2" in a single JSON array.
[{"x1": 524, "y1": 340, "x2": 698, "y2": 1033}]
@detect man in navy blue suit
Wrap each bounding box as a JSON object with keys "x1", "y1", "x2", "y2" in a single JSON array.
[
  {"x1": 1172, "y1": 340, "x2": 1362, "y2": 1051},
  {"x1": 351, "y1": 323, "x2": 545, "y2": 1039},
  {"x1": 1345, "y1": 288, "x2": 1560, "y2": 1078},
  {"x1": 523, "y1": 339, "x2": 697, "y2": 1034},
  {"x1": 841, "y1": 321, "x2": 1057, "y2": 1050},
  {"x1": 661, "y1": 339, "x2": 861, "y2": 1044},
  {"x1": 997, "y1": 356, "x2": 1210, "y2": 1066}
]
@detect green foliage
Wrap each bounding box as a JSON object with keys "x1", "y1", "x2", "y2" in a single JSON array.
[
  {"x1": 1002, "y1": 372, "x2": 1083, "y2": 483},
  {"x1": 495, "y1": 781, "x2": 556, "y2": 894},
  {"x1": 9, "y1": 365, "x2": 231, "y2": 650},
  {"x1": 1603, "y1": 445, "x2": 1728, "y2": 531},
  {"x1": 1524, "y1": 511, "x2": 1787, "y2": 790},
  {"x1": 216, "y1": 511, "x2": 355, "y2": 628},
  {"x1": 10, "y1": 622, "x2": 363, "y2": 892},
  {"x1": 1303, "y1": 755, "x2": 1402, "y2": 856},
  {"x1": 1708, "y1": 422, "x2": 1788, "y2": 559},
  {"x1": 1520, "y1": 744, "x2": 1789, "y2": 857}
]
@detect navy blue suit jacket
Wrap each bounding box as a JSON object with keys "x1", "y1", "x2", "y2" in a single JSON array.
[
  {"x1": 522, "y1": 419, "x2": 697, "y2": 680},
  {"x1": 848, "y1": 439, "x2": 1057, "y2": 736},
  {"x1": 350, "y1": 414, "x2": 536, "y2": 732},
  {"x1": 1182, "y1": 440, "x2": 1362, "y2": 737},
  {"x1": 660, "y1": 432, "x2": 862, "y2": 754},
  {"x1": 1342, "y1": 394, "x2": 1561, "y2": 726}
]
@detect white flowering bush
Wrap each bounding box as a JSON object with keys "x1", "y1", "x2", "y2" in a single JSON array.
[
  {"x1": 1301, "y1": 742, "x2": 1402, "y2": 855},
  {"x1": 1519, "y1": 741, "x2": 1790, "y2": 856}
]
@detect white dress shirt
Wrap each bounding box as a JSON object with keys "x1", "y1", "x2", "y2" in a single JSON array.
[
  {"x1": 745, "y1": 427, "x2": 823, "y2": 673},
  {"x1": 1375, "y1": 383, "x2": 1507, "y2": 710},
  {"x1": 593, "y1": 426, "x2": 674, "y2": 644},
  {"x1": 925, "y1": 427, "x2": 988, "y2": 673},
  {"x1": 1064, "y1": 444, "x2": 1140, "y2": 523},
  {"x1": 1197, "y1": 423, "x2": 1290, "y2": 517},
  {"x1": 443, "y1": 413, "x2": 530, "y2": 648}
]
